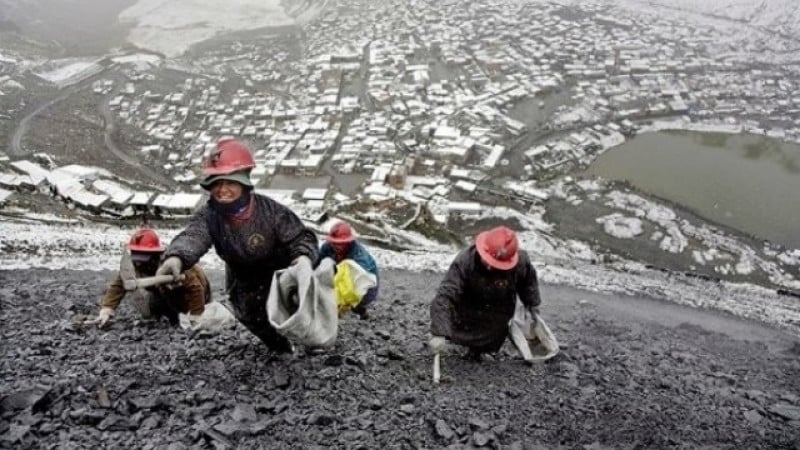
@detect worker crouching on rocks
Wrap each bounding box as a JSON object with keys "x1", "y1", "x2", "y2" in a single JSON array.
[
  {"x1": 94, "y1": 228, "x2": 211, "y2": 328},
  {"x1": 156, "y1": 138, "x2": 318, "y2": 353},
  {"x1": 429, "y1": 226, "x2": 541, "y2": 360},
  {"x1": 316, "y1": 221, "x2": 379, "y2": 319}
]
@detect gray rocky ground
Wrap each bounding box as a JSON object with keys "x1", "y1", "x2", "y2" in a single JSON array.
[{"x1": 2, "y1": 268, "x2": 800, "y2": 449}]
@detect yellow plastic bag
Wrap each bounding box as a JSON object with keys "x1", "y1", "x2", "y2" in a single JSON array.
[{"x1": 334, "y1": 262, "x2": 362, "y2": 316}]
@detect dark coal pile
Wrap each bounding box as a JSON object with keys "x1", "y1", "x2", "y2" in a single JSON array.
[{"x1": 2, "y1": 269, "x2": 800, "y2": 449}]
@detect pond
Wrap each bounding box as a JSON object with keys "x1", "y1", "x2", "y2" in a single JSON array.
[{"x1": 586, "y1": 131, "x2": 800, "y2": 249}]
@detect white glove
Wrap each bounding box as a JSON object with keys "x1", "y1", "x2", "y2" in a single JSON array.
[
  {"x1": 156, "y1": 256, "x2": 182, "y2": 278},
  {"x1": 429, "y1": 336, "x2": 448, "y2": 354},
  {"x1": 290, "y1": 255, "x2": 312, "y2": 267},
  {"x1": 94, "y1": 307, "x2": 115, "y2": 328}
]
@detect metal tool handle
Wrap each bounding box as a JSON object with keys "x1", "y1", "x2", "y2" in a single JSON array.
[{"x1": 123, "y1": 274, "x2": 185, "y2": 291}]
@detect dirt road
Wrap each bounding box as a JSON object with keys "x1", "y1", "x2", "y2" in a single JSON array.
[{"x1": 1, "y1": 269, "x2": 799, "y2": 449}]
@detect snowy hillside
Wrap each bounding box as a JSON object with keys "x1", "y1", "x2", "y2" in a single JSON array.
[
  {"x1": 118, "y1": 0, "x2": 296, "y2": 57},
  {"x1": 622, "y1": 0, "x2": 800, "y2": 37},
  {"x1": 3, "y1": 218, "x2": 800, "y2": 335}
]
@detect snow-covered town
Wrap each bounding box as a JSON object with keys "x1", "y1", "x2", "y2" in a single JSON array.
[{"x1": 1, "y1": 0, "x2": 800, "y2": 307}]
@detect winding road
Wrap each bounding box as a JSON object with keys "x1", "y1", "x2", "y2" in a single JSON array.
[
  {"x1": 7, "y1": 75, "x2": 173, "y2": 187},
  {"x1": 97, "y1": 96, "x2": 174, "y2": 186},
  {"x1": 8, "y1": 87, "x2": 80, "y2": 157}
]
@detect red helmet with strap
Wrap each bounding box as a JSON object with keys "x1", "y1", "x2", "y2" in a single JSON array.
[
  {"x1": 128, "y1": 228, "x2": 164, "y2": 253},
  {"x1": 475, "y1": 226, "x2": 519, "y2": 270},
  {"x1": 327, "y1": 221, "x2": 356, "y2": 244},
  {"x1": 203, "y1": 138, "x2": 255, "y2": 176}
]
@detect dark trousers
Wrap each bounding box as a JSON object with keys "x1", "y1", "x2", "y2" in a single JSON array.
[
  {"x1": 130, "y1": 289, "x2": 203, "y2": 326},
  {"x1": 229, "y1": 281, "x2": 292, "y2": 353},
  {"x1": 467, "y1": 334, "x2": 508, "y2": 354},
  {"x1": 359, "y1": 285, "x2": 379, "y2": 308}
]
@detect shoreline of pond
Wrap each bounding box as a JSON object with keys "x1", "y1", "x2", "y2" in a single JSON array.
[{"x1": 585, "y1": 129, "x2": 800, "y2": 250}]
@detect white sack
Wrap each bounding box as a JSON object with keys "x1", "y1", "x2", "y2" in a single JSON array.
[
  {"x1": 509, "y1": 299, "x2": 559, "y2": 362},
  {"x1": 179, "y1": 301, "x2": 236, "y2": 333},
  {"x1": 266, "y1": 256, "x2": 338, "y2": 347}
]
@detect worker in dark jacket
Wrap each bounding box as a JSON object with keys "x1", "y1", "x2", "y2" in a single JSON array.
[
  {"x1": 316, "y1": 221, "x2": 379, "y2": 319},
  {"x1": 91, "y1": 228, "x2": 211, "y2": 328},
  {"x1": 429, "y1": 226, "x2": 541, "y2": 360},
  {"x1": 156, "y1": 138, "x2": 318, "y2": 353}
]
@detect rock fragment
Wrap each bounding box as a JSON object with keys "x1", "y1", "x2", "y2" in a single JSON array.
[
  {"x1": 0, "y1": 424, "x2": 30, "y2": 444},
  {"x1": 231, "y1": 403, "x2": 257, "y2": 422},
  {"x1": 473, "y1": 431, "x2": 491, "y2": 447},
  {"x1": 743, "y1": 410, "x2": 763, "y2": 424},
  {"x1": 435, "y1": 419, "x2": 454, "y2": 440},
  {"x1": 323, "y1": 355, "x2": 344, "y2": 367},
  {"x1": 96, "y1": 386, "x2": 111, "y2": 409},
  {"x1": 306, "y1": 413, "x2": 336, "y2": 426},
  {"x1": 769, "y1": 403, "x2": 800, "y2": 421},
  {"x1": 468, "y1": 417, "x2": 489, "y2": 430},
  {"x1": 273, "y1": 372, "x2": 290, "y2": 389}
]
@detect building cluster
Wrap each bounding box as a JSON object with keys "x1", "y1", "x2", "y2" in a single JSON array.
[
  {"x1": 3, "y1": 0, "x2": 799, "y2": 227},
  {"x1": 0, "y1": 154, "x2": 203, "y2": 218}
]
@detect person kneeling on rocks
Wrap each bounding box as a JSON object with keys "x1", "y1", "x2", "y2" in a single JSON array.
[
  {"x1": 156, "y1": 138, "x2": 318, "y2": 353},
  {"x1": 93, "y1": 228, "x2": 211, "y2": 328},
  {"x1": 429, "y1": 226, "x2": 541, "y2": 360},
  {"x1": 316, "y1": 221, "x2": 379, "y2": 320}
]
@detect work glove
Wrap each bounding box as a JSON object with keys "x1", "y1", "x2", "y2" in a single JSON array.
[
  {"x1": 86, "y1": 307, "x2": 114, "y2": 328},
  {"x1": 429, "y1": 336, "x2": 448, "y2": 354},
  {"x1": 156, "y1": 256, "x2": 182, "y2": 278},
  {"x1": 290, "y1": 255, "x2": 312, "y2": 267}
]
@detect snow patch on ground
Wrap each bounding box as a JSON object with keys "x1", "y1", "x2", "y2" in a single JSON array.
[
  {"x1": 639, "y1": 119, "x2": 743, "y2": 135},
  {"x1": 118, "y1": 0, "x2": 296, "y2": 57},
  {"x1": 551, "y1": 179, "x2": 797, "y2": 290},
  {"x1": 605, "y1": 191, "x2": 688, "y2": 253},
  {"x1": 1, "y1": 79, "x2": 24, "y2": 90},
  {"x1": 2, "y1": 213, "x2": 799, "y2": 334},
  {"x1": 35, "y1": 60, "x2": 103, "y2": 85},
  {"x1": 778, "y1": 250, "x2": 800, "y2": 266},
  {"x1": 615, "y1": 0, "x2": 799, "y2": 64},
  {"x1": 596, "y1": 214, "x2": 643, "y2": 239},
  {"x1": 0, "y1": 53, "x2": 18, "y2": 64},
  {"x1": 625, "y1": 0, "x2": 800, "y2": 36},
  {"x1": 285, "y1": 0, "x2": 330, "y2": 24},
  {"x1": 111, "y1": 53, "x2": 163, "y2": 68}
]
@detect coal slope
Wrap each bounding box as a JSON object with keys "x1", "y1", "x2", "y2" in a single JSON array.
[{"x1": 2, "y1": 269, "x2": 800, "y2": 449}]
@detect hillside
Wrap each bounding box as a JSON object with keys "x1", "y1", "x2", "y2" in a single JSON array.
[
  {"x1": 0, "y1": 0, "x2": 134, "y2": 56},
  {"x1": 1, "y1": 268, "x2": 799, "y2": 448}
]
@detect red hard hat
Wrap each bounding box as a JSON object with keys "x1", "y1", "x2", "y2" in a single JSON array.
[
  {"x1": 203, "y1": 138, "x2": 255, "y2": 176},
  {"x1": 327, "y1": 221, "x2": 355, "y2": 244},
  {"x1": 475, "y1": 226, "x2": 519, "y2": 270},
  {"x1": 128, "y1": 228, "x2": 164, "y2": 253}
]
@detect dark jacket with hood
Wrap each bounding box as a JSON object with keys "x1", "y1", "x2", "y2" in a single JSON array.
[
  {"x1": 430, "y1": 245, "x2": 541, "y2": 351},
  {"x1": 164, "y1": 193, "x2": 318, "y2": 349}
]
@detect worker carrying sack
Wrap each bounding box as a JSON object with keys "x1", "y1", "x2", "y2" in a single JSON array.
[
  {"x1": 267, "y1": 256, "x2": 338, "y2": 347},
  {"x1": 508, "y1": 299, "x2": 559, "y2": 363},
  {"x1": 333, "y1": 259, "x2": 378, "y2": 316}
]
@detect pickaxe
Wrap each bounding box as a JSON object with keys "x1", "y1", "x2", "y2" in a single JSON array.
[
  {"x1": 433, "y1": 353, "x2": 441, "y2": 384},
  {"x1": 119, "y1": 247, "x2": 184, "y2": 291}
]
